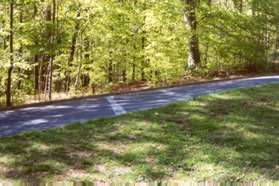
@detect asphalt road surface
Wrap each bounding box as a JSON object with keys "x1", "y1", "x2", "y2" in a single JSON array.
[{"x1": 0, "y1": 75, "x2": 279, "y2": 137}]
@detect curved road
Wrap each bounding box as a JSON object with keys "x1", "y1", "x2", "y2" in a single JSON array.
[{"x1": 0, "y1": 75, "x2": 279, "y2": 137}]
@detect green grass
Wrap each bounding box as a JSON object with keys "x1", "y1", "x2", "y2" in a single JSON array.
[{"x1": 0, "y1": 84, "x2": 279, "y2": 183}]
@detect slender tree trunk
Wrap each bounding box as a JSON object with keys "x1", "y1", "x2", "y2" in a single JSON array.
[
  {"x1": 183, "y1": 0, "x2": 201, "y2": 69},
  {"x1": 263, "y1": 15, "x2": 269, "y2": 65},
  {"x1": 108, "y1": 57, "x2": 113, "y2": 83},
  {"x1": 75, "y1": 39, "x2": 83, "y2": 90},
  {"x1": 132, "y1": 63, "x2": 136, "y2": 81},
  {"x1": 45, "y1": 0, "x2": 56, "y2": 100},
  {"x1": 74, "y1": 60, "x2": 82, "y2": 90},
  {"x1": 65, "y1": 10, "x2": 80, "y2": 92},
  {"x1": 273, "y1": 28, "x2": 279, "y2": 71},
  {"x1": 122, "y1": 69, "x2": 127, "y2": 82},
  {"x1": 204, "y1": 0, "x2": 212, "y2": 65},
  {"x1": 48, "y1": 0, "x2": 56, "y2": 100},
  {"x1": 17, "y1": 7, "x2": 24, "y2": 90},
  {"x1": 141, "y1": 66, "x2": 145, "y2": 81},
  {"x1": 34, "y1": 56, "x2": 39, "y2": 93},
  {"x1": 6, "y1": 0, "x2": 14, "y2": 107},
  {"x1": 141, "y1": 36, "x2": 146, "y2": 81},
  {"x1": 276, "y1": 29, "x2": 279, "y2": 59},
  {"x1": 131, "y1": 37, "x2": 137, "y2": 81},
  {"x1": 140, "y1": 1, "x2": 147, "y2": 81},
  {"x1": 251, "y1": 1, "x2": 256, "y2": 16},
  {"x1": 32, "y1": 3, "x2": 40, "y2": 99},
  {"x1": 47, "y1": 58, "x2": 53, "y2": 100},
  {"x1": 38, "y1": 58, "x2": 43, "y2": 100},
  {"x1": 43, "y1": 4, "x2": 51, "y2": 100}
]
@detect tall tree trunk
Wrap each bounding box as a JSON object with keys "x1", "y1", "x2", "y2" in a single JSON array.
[
  {"x1": 141, "y1": 36, "x2": 146, "y2": 81},
  {"x1": 32, "y1": 3, "x2": 40, "y2": 99},
  {"x1": 183, "y1": 0, "x2": 201, "y2": 68},
  {"x1": 17, "y1": 7, "x2": 24, "y2": 90},
  {"x1": 132, "y1": 63, "x2": 136, "y2": 81},
  {"x1": 132, "y1": 37, "x2": 137, "y2": 81},
  {"x1": 34, "y1": 56, "x2": 39, "y2": 94},
  {"x1": 43, "y1": 4, "x2": 51, "y2": 100},
  {"x1": 204, "y1": 0, "x2": 212, "y2": 65},
  {"x1": 251, "y1": 0, "x2": 256, "y2": 16},
  {"x1": 38, "y1": 57, "x2": 43, "y2": 100},
  {"x1": 108, "y1": 56, "x2": 113, "y2": 83},
  {"x1": 122, "y1": 69, "x2": 127, "y2": 82},
  {"x1": 48, "y1": 0, "x2": 56, "y2": 100},
  {"x1": 263, "y1": 15, "x2": 269, "y2": 65},
  {"x1": 75, "y1": 38, "x2": 83, "y2": 90},
  {"x1": 47, "y1": 58, "x2": 53, "y2": 100},
  {"x1": 141, "y1": 1, "x2": 147, "y2": 81},
  {"x1": 6, "y1": 0, "x2": 14, "y2": 107},
  {"x1": 45, "y1": 0, "x2": 56, "y2": 100},
  {"x1": 44, "y1": 58, "x2": 53, "y2": 100},
  {"x1": 276, "y1": 28, "x2": 279, "y2": 60},
  {"x1": 65, "y1": 10, "x2": 80, "y2": 92},
  {"x1": 74, "y1": 60, "x2": 82, "y2": 90}
]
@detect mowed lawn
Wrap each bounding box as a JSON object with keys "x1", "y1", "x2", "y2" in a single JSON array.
[{"x1": 0, "y1": 84, "x2": 278, "y2": 182}]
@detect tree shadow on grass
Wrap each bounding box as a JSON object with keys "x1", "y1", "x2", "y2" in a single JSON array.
[{"x1": 0, "y1": 85, "x2": 278, "y2": 182}]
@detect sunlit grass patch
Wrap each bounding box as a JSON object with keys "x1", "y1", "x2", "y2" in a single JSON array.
[{"x1": 0, "y1": 84, "x2": 278, "y2": 182}]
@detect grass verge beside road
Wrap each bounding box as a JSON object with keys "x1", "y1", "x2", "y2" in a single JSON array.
[{"x1": 0, "y1": 84, "x2": 278, "y2": 182}]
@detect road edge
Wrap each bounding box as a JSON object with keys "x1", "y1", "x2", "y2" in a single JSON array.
[{"x1": 1, "y1": 73, "x2": 278, "y2": 111}]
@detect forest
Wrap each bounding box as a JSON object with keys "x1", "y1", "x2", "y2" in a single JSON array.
[{"x1": 0, "y1": 0, "x2": 279, "y2": 107}]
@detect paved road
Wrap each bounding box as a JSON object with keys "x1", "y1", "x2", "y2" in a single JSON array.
[{"x1": 0, "y1": 75, "x2": 279, "y2": 137}]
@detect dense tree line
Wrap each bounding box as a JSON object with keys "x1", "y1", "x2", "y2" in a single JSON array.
[{"x1": 0, "y1": 0, "x2": 279, "y2": 106}]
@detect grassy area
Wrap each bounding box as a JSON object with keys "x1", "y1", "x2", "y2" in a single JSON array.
[{"x1": 0, "y1": 84, "x2": 278, "y2": 182}]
